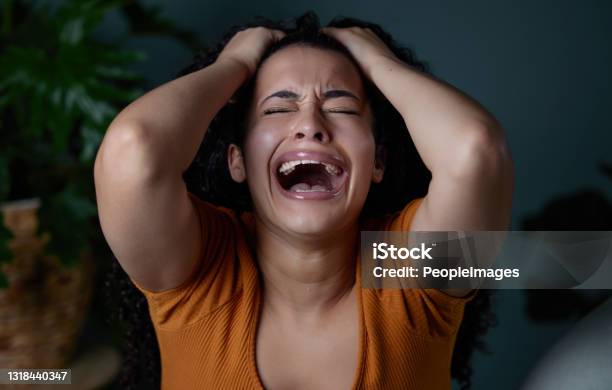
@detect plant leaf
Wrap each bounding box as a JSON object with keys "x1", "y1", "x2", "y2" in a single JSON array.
[
  {"x1": 80, "y1": 124, "x2": 104, "y2": 163},
  {"x1": 39, "y1": 184, "x2": 97, "y2": 267}
]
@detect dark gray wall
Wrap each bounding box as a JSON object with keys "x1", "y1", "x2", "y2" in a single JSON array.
[{"x1": 99, "y1": 1, "x2": 612, "y2": 389}]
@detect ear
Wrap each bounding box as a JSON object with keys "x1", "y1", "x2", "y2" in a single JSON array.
[
  {"x1": 228, "y1": 144, "x2": 247, "y2": 183},
  {"x1": 372, "y1": 145, "x2": 385, "y2": 183}
]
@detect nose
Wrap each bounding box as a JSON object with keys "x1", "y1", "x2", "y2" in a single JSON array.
[{"x1": 293, "y1": 108, "x2": 331, "y2": 143}]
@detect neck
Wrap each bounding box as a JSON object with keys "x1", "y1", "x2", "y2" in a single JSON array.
[{"x1": 254, "y1": 217, "x2": 359, "y2": 317}]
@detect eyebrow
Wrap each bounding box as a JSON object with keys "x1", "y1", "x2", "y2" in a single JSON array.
[{"x1": 260, "y1": 89, "x2": 361, "y2": 105}]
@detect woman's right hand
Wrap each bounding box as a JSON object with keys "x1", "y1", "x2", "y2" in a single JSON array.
[{"x1": 216, "y1": 27, "x2": 286, "y2": 76}]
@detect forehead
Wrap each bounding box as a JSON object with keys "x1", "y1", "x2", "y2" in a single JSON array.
[{"x1": 253, "y1": 45, "x2": 364, "y2": 97}]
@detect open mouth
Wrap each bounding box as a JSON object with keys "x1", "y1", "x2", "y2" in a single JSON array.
[
  {"x1": 273, "y1": 151, "x2": 348, "y2": 200},
  {"x1": 277, "y1": 159, "x2": 345, "y2": 192}
]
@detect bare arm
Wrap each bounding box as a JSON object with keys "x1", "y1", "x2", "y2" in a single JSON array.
[
  {"x1": 366, "y1": 55, "x2": 514, "y2": 232},
  {"x1": 324, "y1": 27, "x2": 514, "y2": 231},
  {"x1": 325, "y1": 27, "x2": 514, "y2": 296},
  {"x1": 94, "y1": 28, "x2": 284, "y2": 291}
]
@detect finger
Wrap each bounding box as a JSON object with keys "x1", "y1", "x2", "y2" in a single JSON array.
[
  {"x1": 271, "y1": 29, "x2": 286, "y2": 41},
  {"x1": 363, "y1": 27, "x2": 377, "y2": 37},
  {"x1": 325, "y1": 29, "x2": 346, "y2": 41}
]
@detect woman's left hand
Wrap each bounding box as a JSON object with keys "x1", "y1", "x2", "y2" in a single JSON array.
[{"x1": 321, "y1": 27, "x2": 400, "y2": 77}]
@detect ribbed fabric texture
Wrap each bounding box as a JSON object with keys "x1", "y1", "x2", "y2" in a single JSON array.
[{"x1": 131, "y1": 194, "x2": 472, "y2": 389}]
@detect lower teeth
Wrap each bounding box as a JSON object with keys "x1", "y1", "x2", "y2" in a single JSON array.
[{"x1": 290, "y1": 183, "x2": 329, "y2": 192}]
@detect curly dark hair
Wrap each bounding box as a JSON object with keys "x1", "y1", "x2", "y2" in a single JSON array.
[{"x1": 105, "y1": 11, "x2": 496, "y2": 390}]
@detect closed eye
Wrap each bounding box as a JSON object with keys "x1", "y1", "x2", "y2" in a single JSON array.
[
  {"x1": 263, "y1": 108, "x2": 295, "y2": 115},
  {"x1": 263, "y1": 108, "x2": 359, "y2": 115},
  {"x1": 324, "y1": 109, "x2": 359, "y2": 115}
]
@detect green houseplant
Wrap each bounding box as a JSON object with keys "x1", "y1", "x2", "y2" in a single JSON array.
[
  {"x1": 0, "y1": 0, "x2": 144, "y2": 369},
  {"x1": 0, "y1": 0, "x2": 143, "y2": 280},
  {"x1": 0, "y1": 0, "x2": 202, "y2": 283},
  {"x1": 0, "y1": 0, "x2": 201, "y2": 369}
]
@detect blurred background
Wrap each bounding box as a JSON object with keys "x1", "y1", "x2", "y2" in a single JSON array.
[{"x1": 1, "y1": 0, "x2": 610, "y2": 389}]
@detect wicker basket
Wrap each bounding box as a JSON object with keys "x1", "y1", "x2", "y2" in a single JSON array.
[{"x1": 0, "y1": 198, "x2": 93, "y2": 372}]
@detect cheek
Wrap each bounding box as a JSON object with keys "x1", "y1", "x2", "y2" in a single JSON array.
[
  {"x1": 341, "y1": 130, "x2": 377, "y2": 171},
  {"x1": 243, "y1": 126, "x2": 279, "y2": 177}
]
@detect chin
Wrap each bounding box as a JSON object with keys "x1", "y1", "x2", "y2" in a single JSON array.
[{"x1": 280, "y1": 210, "x2": 348, "y2": 237}]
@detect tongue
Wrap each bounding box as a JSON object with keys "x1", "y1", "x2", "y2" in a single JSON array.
[{"x1": 289, "y1": 183, "x2": 329, "y2": 192}]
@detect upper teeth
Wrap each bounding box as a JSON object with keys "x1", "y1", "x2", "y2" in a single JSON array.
[{"x1": 278, "y1": 160, "x2": 341, "y2": 176}]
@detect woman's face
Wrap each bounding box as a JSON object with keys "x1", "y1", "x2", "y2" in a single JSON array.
[{"x1": 229, "y1": 45, "x2": 383, "y2": 237}]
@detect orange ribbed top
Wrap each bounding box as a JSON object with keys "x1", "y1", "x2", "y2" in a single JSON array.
[{"x1": 131, "y1": 194, "x2": 472, "y2": 389}]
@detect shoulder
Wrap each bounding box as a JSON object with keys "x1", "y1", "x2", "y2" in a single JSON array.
[
  {"x1": 361, "y1": 197, "x2": 425, "y2": 231},
  {"x1": 362, "y1": 288, "x2": 477, "y2": 338},
  {"x1": 132, "y1": 195, "x2": 258, "y2": 329}
]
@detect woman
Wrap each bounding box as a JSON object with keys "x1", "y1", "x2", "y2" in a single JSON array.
[{"x1": 96, "y1": 12, "x2": 512, "y2": 390}]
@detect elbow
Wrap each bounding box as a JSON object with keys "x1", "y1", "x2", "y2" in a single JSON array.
[
  {"x1": 94, "y1": 122, "x2": 165, "y2": 188},
  {"x1": 449, "y1": 122, "x2": 514, "y2": 181}
]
